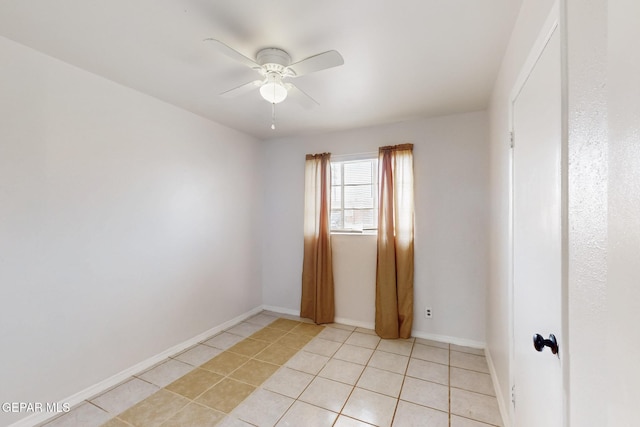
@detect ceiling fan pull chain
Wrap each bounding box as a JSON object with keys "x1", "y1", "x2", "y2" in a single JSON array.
[{"x1": 271, "y1": 102, "x2": 276, "y2": 130}]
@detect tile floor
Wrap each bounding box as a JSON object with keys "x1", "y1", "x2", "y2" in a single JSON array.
[{"x1": 39, "y1": 312, "x2": 503, "y2": 427}]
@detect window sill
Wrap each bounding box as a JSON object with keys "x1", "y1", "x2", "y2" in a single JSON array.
[{"x1": 331, "y1": 230, "x2": 378, "y2": 236}]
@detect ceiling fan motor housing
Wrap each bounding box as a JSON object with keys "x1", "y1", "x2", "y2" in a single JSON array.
[{"x1": 256, "y1": 48, "x2": 294, "y2": 76}]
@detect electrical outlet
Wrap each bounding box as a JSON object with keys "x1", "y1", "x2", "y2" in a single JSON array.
[{"x1": 425, "y1": 307, "x2": 433, "y2": 318}]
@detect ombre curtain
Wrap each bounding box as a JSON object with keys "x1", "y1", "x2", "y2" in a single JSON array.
[
  {"x1": 375, "y1": 144, "x2": 415, "y2": 339},
  {"x1": 300, "y1": 153, "x2": 335, "y2": 324}
]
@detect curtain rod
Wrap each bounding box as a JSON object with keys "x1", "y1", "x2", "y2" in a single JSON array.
[{"x1": 330, "y1": 151, "x2": 378, "y2": 161}]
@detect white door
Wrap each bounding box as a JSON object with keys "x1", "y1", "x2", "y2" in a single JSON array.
[{"x1": 511, "y1": 22, "x2": 564, "y2": 427}]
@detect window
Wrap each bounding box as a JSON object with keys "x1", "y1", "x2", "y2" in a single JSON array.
[{"x1": 330, "y1": 158, "x2": 378, "y2": 232}]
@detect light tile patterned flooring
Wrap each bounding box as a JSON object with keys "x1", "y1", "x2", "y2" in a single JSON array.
[{"x1": 40, "y1": 312, "x2": 503, "y2": 427}]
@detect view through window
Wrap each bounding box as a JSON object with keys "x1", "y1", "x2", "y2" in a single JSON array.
[{"x1": 330, "y1": 158, "x2": 378, "y2": 232}]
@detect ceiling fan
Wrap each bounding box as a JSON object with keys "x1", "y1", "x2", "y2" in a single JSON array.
[{"x1": 205, "y1": 38, "x2": 344, "y2": 110}]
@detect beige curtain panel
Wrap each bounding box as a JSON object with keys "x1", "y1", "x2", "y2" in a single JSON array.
[
  {"x1": 376, "y1": 143, "x2": 415, "y2": 339},
  {"x1": 300, "y1": 153, "x2": 335, "y2": 324}
]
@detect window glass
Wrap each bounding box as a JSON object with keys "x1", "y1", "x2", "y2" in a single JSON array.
[{"x1": 330, "y1": 158, "x2": 378, "y2": 232}]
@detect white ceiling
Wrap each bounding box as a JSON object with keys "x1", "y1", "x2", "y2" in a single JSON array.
[{"x1": 0, "y1": 0, "x2": 522, "y2": 140}]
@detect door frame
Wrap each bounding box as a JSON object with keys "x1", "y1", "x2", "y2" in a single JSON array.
[{"x1": 507, "y1": 1, "x2": 569, "y2": 425}]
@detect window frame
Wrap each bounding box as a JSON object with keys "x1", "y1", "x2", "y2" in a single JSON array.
[{"x1": 330, "y1": 153, "x2": 379, "y2": 234}]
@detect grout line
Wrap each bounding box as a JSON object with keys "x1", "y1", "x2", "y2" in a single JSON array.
[
  {"x1": 227, "y1": 321, "x2": 327, "y2": 424},
  {"x1": 130, "y1": 318, "x2": 307, "y2": 424},
  {"x1": 336, "y1": 328, "x2": 371, "y2": 418},
  {"x1": 389, "y1": 336, "x2": 415, "y2": 427},
  {"x1": 49, "y1": 313, "x2": 501, "y2": 427},
  {"x1": 265, "y1": 323, "x2": 338, "y2": 426},
  {"x1": 449, "y1": 342, "x2": 452, "y2": 427}
]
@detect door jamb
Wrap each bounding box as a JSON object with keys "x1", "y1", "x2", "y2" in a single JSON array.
[{"x1": 507, "y1": 2, "x2": 568, "y2": 426}]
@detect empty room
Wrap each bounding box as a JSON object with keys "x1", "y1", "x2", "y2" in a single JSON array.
[{"x1": 1, "y1": 1, "x2": 638, "y2": 426}]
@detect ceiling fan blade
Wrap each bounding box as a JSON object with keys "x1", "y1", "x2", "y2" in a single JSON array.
[
  {"x1": 204, "y1": 38, "x2": 260, "y2": 69},
  {"x1": 288, "y1": 50, "x2": 344, "y2": 77},
  {"x1": 287, "y1": 83, "x2": 320, "y2": 109},
  {"x1": 220, "y1": 80, "x2": 263, "y2": 98}
]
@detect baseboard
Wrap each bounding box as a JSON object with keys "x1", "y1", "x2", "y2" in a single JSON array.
[
  {"x1": 261, "y1": 305, "x2": 300, "y2": 317},
  {"x1": 9, "y1": 306, "x2": 264, "y2": 427},
  {"x1": 262, "y1": 306, "x2": 486, "y2": 350},
  {"x1": 261, "y1": 306, "x2": 376, "y2": 331},
  {"x1": 10, "y1": 303, "x2": 497, "y2": 427},
  {"x1": 411, "y1": 331, "x2": 486, "y2": 349},
  {"x1": 485, "y1": 347, "x2": 511, "y2": 427},
  {"x1": 333, "y1": 316, "x2": 375, "y2": 330}
]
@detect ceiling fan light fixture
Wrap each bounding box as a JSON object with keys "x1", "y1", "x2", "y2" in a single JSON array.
[
  {"x1": 260, "y1": 81, "x2": 288, "y2": 104},
  {"x1": 206, "y1": 39, "x2": 344, "y2": 126}
]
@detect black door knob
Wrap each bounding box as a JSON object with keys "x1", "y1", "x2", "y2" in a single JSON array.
[{"x1": 533, "y1": 333, "x2": 558, "y2": 354}]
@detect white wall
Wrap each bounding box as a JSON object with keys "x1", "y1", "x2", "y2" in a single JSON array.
[
  {"x1": 565, "y1": 0, "x2": 609, "y2": 425},
  {"x1": 261, "y1": 112, "x2": 490, "y2": 344},
  {"x1": 331, "y1": 233, "x2": 377, "y2": 327},
  {"x1": 607, "y1": 1, "x2": 640, "y2": 423},
  {"x1": 564, "y1": 1, "x2": 640, "y2": 424},
  {"x1": 489, "y1": 1, "x2": 640, "y2": 426},
  {"x1": 486, "y1": 0, "x2": 555, "y2": 421},
  {"x1": 0, "y1": 37, "x2": 262, "y2": 426}
]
